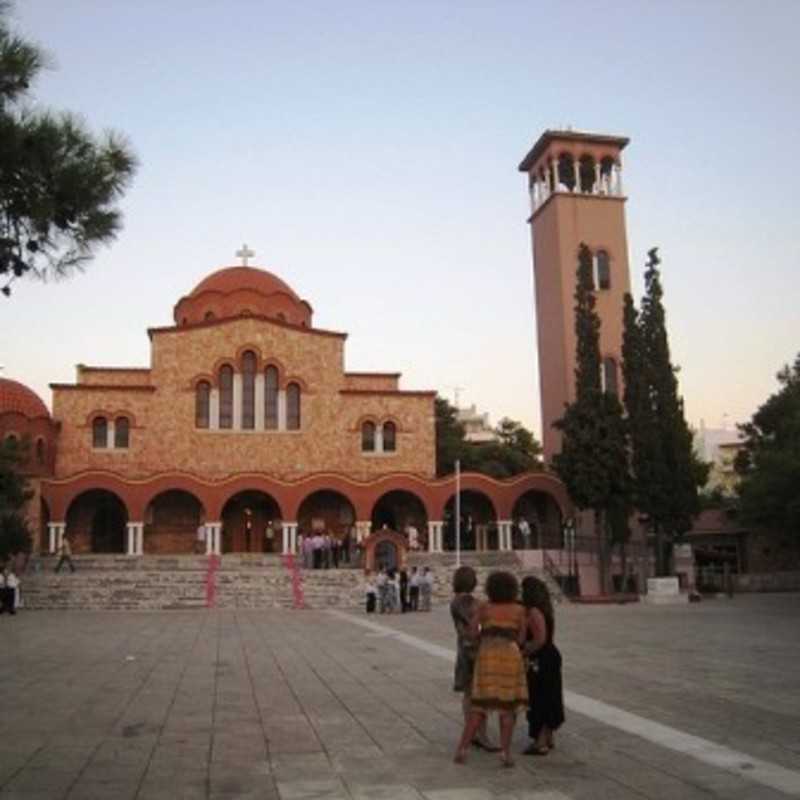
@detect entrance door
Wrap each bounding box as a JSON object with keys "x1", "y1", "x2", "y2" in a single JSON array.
[{"x1": 375, "y1": 540, "x2": 398, "y2": 571}]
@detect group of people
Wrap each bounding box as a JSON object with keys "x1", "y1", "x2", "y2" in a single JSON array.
[
  {"x1": 450, "y1": 567, "x2": 564, "y2": 767},
  {"x1": 364, "y1": 566, "x2": 434, "y2": 613},
  {"x1": 298, "y1": 531, "x2": 356, "y2": 569}
]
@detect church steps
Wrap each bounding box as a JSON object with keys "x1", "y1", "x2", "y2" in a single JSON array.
[{"x1": 18, "y1": 554, "x2": 562, "y2": 611}]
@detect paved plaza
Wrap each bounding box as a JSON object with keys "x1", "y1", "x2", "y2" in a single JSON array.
[{"x1": 1, "y1": 594, "x2": 799, "y2": 800}]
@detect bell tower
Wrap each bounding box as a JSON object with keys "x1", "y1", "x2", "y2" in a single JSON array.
[{"x1": 518, "y1": 130, "x2": 632, "y2": 462}]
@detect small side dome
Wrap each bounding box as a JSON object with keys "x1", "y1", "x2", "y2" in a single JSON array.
[
  {"x1": 174, "y1": 266, "x2": 313, "y2": 327},
  {"x1": 0, "y1": 378, "x2": 50, "y2": 419}
]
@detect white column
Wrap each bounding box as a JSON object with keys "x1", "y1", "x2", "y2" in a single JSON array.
[
  {"x1": 375, "y1": 425, "x2": 384, "y2": 453},
  {"x1": 573, "y1": 159, "x2": 580, "y2": 192},
  {"x1": 277, "y1": 390, "x2": 287, "y2": 430},
  {"x1": 48, "y1": 522, "x2": 64, "y2": 554},
  {"x1": 615, "y1": 164, "x2": 623, "y2": 195},
  {"x1": 356, "y1": 520, "x2": 371, "y2": 543},
  {"x1": 498, "y1": 519, "x2": 513, "y2": 551},
  {"x1": 210, "y1": 388, "x2": 220, "y2": 430},
  {"x1": 551, "y1": 158, "x2": 559, "y2": 192},
  {"x1": 126, "y1": 522, "x2": 136, "y2": 555},
  {"x1": 281, "y1": 524, "x2": 289, "y2": 554},
  {"x1": 594, "y1": 162, "x2": 601, "y2": 194},
  {"x1": 476, "y1": 524, "x2": 487, "y2": 552},
  {"x1": 288, "y1": 522, "x2": 298, "y2": 554},
  {"x1": 254, "y1": 372, "x2": 265, "y2": 430},
  {"x1": 107, "y1": 419, "x2": 115, "y2": 449},
  {"x1": 427, "y1": 521, "x2": 443, "y2": 553},
  {"x1": 204, "y1": 523, "x2": 213, "y2": 555},
  {"x1": 206, "y1": 522, "x2": 222, "y2": 556},
  {"x1": 232, "y1": 373, "x2": 242, "y2": 430}
]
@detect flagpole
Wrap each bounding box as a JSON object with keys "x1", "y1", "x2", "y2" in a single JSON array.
[{"x1": 455, "y1": 459, "x2": 461, "y2": 568}]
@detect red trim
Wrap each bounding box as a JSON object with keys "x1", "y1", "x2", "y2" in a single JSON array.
[
  {"x1": 50, "y1": 384, "x2": 155, "y2": 392},
  {"x1": 340, "y1": 389, "x2": 435, "y2": 397},
  {"x1": 148, "y1": 313, "x2": 346, "y2": 340}
]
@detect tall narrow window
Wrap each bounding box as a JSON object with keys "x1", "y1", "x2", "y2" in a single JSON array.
[
  {"x1": 382, "y1": 421, "x2": 396, "y2": 452},
  {"x1": 264, "y1": 366, "x2": 279, "y2": 430},
  {"x1": 241, "y1": 351, "x2": 256, "y2": 429},
  {"x1": 603, "y1": 357, "x2": 619, "y2": 396},
  {"x1": 362, "y1": 421, "x2": 376, "y2": 452},
  {"x1": 286, "y1": 382, "x2": 301, "y2": 430},
  {"x1": 219, "y1": 365, "x2": 234, "y2": 429},
  {"x1": 35, "y1": 438, "x2": 46, "y2": 465},
  {"x1": 115, "y1": 417, "x2": 130, "y2": 448},
  {"x1": 597, "y1": 250, "x2": 611, "y2": 290},
  {"x1": 92, "y1": 417, "x2": 108, "y2": 448},
  {"x1": 196, "y1": 381, "x2": 211, "y2": 428}
]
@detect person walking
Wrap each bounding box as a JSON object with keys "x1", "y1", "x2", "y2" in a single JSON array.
[
  {"x1": 450, "y1": 566, "x2": 499, "y2": 753},
  {"x1": 55, "y1": 533, "x2": 76, "y2": 573},
  {"x1": 409, "y1": 567, "x2": 420, "y2": 611},
  {"x1": 0, "y1": 568, "x2": 15, "y2": 614},
  {"x1": 453, "y1": 571, "x2": 528, "y2": 768},
  {"x1": 520, "y1": 576, "x2": 564, "y2": 755}
]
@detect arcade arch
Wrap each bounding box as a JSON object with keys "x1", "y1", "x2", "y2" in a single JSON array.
[
  {"x1": 66, "y1": 489, "x2": 128, "y2": 554},
  {"x1": 297, "y1": 490, "x2": 355, "y2": 539},
  {"x1": 443, "y1": 490, "x2": 497, "y2": 552},
  {"x1": 221, "y1": 490, "x2": 283, "y2": 553},
  {"x1": 370, "y1": 490, "x2": 428, "y2": 540},
  {"x1": 511, "y1": 490, "x2": 563, "y2": 549},
  {"x1": 144, "y1": 490, "x2": 205, "y2": 554}
]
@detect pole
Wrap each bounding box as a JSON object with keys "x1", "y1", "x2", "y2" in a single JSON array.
[{"x1": 455, "y1": 459, "x2": 461, "y2": 568}]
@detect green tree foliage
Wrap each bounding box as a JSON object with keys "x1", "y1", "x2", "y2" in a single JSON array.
[
  {"x1": 622, "y1": 248, "x2": 703, "y2": 575},
  {"x1": 0, "y1": 436, "x2": 32, "y2": 559},
  {"x1": 553, "y1": 243, "x2": 631, "y2": 592},
  {"x1": 735, "y1": 353, "x2": 800, "y2": 534},
  {"x1": 0, "y1": 4, "x2": 137, "y2": 296},
  {"x1": 435, "y1": 398, "x2": 542, "y2": 478}
]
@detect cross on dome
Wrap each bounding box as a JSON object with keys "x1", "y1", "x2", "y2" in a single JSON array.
[{"x1": 235, "y1": 243, "x2": 255, "y2": 266}]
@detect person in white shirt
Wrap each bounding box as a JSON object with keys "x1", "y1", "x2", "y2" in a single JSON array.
[
  {"x1": 364, "y1": 572, "x2": 377, "y2": 613},
  {"x1": 409, "y1": 567, "x2": 421, "y2": 611},
  {"x1": 420, "y1": 567, "x2": 434, "y2": 611},
  {"x1": 0, "y1": 568, "x2": 18, "y2": 614},
  {"x1": 518, "y1": 518, "x2": 532, "y2": 550}
]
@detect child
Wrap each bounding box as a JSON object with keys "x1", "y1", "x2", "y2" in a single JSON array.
[{"x1": 364, "y1": 572, "x2": 377, "y2": 613}]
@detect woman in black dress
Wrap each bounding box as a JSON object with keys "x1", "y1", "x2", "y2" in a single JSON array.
[{"x1": 520, "y1": 576, "x2": 564, "y2": 755}]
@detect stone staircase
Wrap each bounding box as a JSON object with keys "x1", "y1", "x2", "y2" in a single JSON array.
[{"x1": 19, "y1": 552, "x2": 563, "y2": 611}]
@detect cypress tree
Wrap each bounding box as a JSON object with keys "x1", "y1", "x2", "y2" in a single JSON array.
[
  {"x1": 627, "y1": 248, "x2": 701, "y2": 575},
  {"x1": 553, "y1": 243, "x2": 630, "y2": 593}
]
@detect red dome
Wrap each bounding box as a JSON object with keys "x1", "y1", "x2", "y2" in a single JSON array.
[
  {"x1": 0, "y1": 378, "x2": 50, "y2": 419},
  {"x1": 174, "y1": 266, "x2": 313, "y2": 328},
  {"x1": 190, "y1": 267, "x2": 299, "y2": 300}
]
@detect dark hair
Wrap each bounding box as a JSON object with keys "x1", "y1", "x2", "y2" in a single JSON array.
[
  {"x1": 521, "y1": 575, "x2": 555, "y2": 635},
  {"x1": 452, "y1": 565, "x2": 477, "y2": 594},
  {"x1": 485, "y1": 570, "x2": 519, "y2": 604}
]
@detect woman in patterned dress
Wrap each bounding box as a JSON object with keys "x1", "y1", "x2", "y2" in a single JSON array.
[{"x1": 453, "y1": 571, "x2": 528, "y2": 767}]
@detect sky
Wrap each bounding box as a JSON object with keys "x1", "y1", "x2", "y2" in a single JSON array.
[{"x1": 3, "y1": 0, "x2": 799, "y2": 440}]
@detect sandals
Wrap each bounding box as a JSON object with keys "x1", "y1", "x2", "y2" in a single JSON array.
[
  {"x1": 453, "y1": 748, "x2": 467, "y2": 765},
  {"x1": 501, "y1": 752, "x2": 515, "y2": 768},
  {"x1": 522, "y1": 743, "x2": 550, "y2": 756}
]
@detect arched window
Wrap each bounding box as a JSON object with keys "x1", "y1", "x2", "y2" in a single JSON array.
[
  {"x1": 264, "y1": 366, "x2": 279, "y2": 430},
  {"x1": 580, "y1": 250, "x2": 595, "y2": 291},
  {"x1": 579, "y1": 154, "x2": 595, "y2": 193},
  {"x1": 362, "y1": 421, "x2": 376, "y2": 452},
  {"x1": 92, "y1": 417, "x2": 108, "y2": 448},
  {"x1": 597, "y1": 250, "x2": 611, "y2": 290},
  {"x1": 382, "y1": 421, "x2": 396, "y2": 452},
  {"x1": 286, "y1": 383, "x2": 301, "y2": 430},
  {"x1": 600, "y1": 156, "x2": 615, "y2": 194},
  {"x1": 195, "y1": 381, "x2": 211, "y2": 428},
  {"x1": 35, "y1": 438, "x2": 46, "y2": 465},
  {"x1": 603, "y1": 357, "x2": 619, "y2": 396},
  {"x1": 557, "y1": 153, "x2": 576, "y2": 192},
  {"x1": 115, "y1": 417, "x2": 130, "y2": 448},
  {"x1": 241, "y1": 351, "x2": 256, "y2": 430},
  {"x1": 219, "y1": 365, "x2": 234, "y2": 429}
]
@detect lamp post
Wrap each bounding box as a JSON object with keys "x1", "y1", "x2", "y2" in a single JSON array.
[{"x1": 563, "y1": 517, "x2": 577, "y2": 597}]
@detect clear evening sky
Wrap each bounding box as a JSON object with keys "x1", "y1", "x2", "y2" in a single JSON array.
[{"x1": 4, "y1": 1, "x2": 798, "y2": 440}]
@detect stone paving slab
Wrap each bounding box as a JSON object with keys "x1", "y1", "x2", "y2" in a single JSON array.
[{"x1": 1, "y1": 594, "x2": 799, "y2": 798}]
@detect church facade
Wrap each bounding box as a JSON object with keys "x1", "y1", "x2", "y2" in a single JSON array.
[{"x1": 2, "y1": 259, "x2": 567, "y2": 560}]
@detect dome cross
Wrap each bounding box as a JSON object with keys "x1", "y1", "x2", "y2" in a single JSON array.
[{"x1": 235, "y1": 243, "x2": 255, "y2": 266}]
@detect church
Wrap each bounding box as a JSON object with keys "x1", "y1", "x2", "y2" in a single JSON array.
[
  {"x1": 1, "y1": 128, "x2": 656, "y2": 598},
  {"x1": 1, "y1": 253, "x2": 566, "y2": 566}
]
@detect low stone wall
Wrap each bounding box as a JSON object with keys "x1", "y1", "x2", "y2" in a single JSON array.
[{"x1": 734, "y1": 571, "x2": 800, "y2": 593}]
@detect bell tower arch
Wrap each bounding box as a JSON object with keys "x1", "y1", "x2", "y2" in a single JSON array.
[{"x1": 518, "y1": 130, "x2": 633, "y2": 461}]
